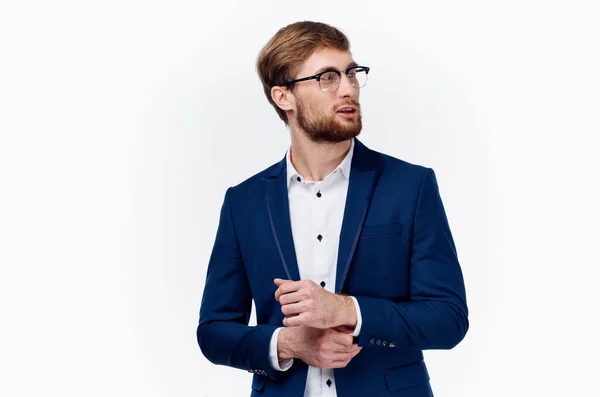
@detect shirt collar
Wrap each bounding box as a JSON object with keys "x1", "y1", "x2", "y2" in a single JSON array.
[{"x1": 286, "y1": 138, "x2": 355, "y2": 189}]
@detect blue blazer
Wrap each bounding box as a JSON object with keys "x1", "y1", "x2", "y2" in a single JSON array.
[{"x1": 197, "y1": 138, "x2": 468, "y2": 397}]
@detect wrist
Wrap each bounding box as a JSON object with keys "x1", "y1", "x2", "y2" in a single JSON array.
[
  {"x1": 337, "y1": 295, "x2": 357, "y2": 329},
  {"x1": 277, "y1": 327, "x2": 295, "y2": 361}
]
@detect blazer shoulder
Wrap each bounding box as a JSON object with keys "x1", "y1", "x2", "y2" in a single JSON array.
[{"x1": 373, "y1": 148, "x2": 432, "y2": 178}]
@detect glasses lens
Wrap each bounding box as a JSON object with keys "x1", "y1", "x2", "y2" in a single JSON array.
[
  {"x1": 319, "y1": 71, "x2": 339, "y2": 92},
  {"x1": 348, "y1": 67, "x2": 368, "y2": 88}
]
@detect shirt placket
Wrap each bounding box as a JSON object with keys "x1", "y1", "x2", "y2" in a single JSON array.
[{"x1": 315, "y1": 180, "x2": 337, "y2": 397}]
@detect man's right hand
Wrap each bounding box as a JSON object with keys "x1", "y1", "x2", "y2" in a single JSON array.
[{"x1": 277, "y1": 326, "x2": 362, "y2": 369}]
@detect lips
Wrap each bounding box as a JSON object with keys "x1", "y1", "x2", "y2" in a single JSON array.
[
  {"x1": 336, "y1": 106, "x2": 358, "y2": 119},
  {"x1": 336, "y1": 106, "x2": 357, "y2": 113}
]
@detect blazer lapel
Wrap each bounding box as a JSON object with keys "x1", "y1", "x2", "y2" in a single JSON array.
[
  {"x1": 262, "y1": 138, "x2": 382, "y2": 289},
  {"x1": 335, "y1": 139, "x2": 383, "y2": 293},
  {"x1": 263, "y1": 157, "x2": 301, "y2": 282}
]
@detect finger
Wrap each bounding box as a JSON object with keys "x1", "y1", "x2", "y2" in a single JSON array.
[
  {"x1": 317, "y1": 353, "x2": 348, "y2": 369},
  {"x1": 282, "y1": 314, "x2": 303, "y2": 327},
  {"x1": 332, "y1": 344, "x2": 360, "y2": 354},
  {"x1": 274, "y1": 281, "x2": 301, "y2": 302},
  {"x1": 273, "y1": 278, "x2": 290, "y2": 287},
  {"x1": 329, "y1": 348, "x2": 362, "y2": 368},
  {"x1": 279, "y1": 291, "x2": 304, "y2": 305},
  {"x1": 350, "y1": 347, "x2": 362, "y2": 358},
  {"x1": 332, "y1": 332, "x2": 354, "y2": 347},
  {"x1": 322, "y1": 329, "x2": 349, "y2": 348},
  {"x1": 331, "y1": 325, "x2": 355, "y2": 334},
  {"x1": 281, "y1": 301, "x2": 305, "y2": 317},
  {"x1": 329, "y1": 353, "x2": 354, "y2": 368}
]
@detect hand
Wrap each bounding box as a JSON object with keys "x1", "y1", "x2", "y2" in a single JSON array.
[
  {"x1": 278, "y1": 326, "x2": 362, "y2": 369},
  {"x1": 274, "y1": 279, "x2": 357, "y2": 329}
]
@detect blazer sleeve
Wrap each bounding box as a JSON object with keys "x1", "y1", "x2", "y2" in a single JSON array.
[
  {"x1": 197, "y1": 187, "x2": 286, "y2": 380},
  {"x1": 354, "y1": 168, "x2": 469, "y2": 350}
]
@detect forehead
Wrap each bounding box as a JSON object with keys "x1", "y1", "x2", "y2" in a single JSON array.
[{"x1": 296, "y1": 47, "x2": 355, "y2": 76}]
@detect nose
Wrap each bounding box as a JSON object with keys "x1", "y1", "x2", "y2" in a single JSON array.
[{"x1": 337, "y1": 73, "x2": 358, "y2": 98}]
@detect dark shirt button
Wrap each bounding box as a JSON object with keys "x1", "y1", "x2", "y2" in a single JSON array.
[
  {"x1": 296, "y1": 176, "x2": 301, "y2": 182},
  {"x1": 326, "y1": 379, "x2": 332, "y2": 387},
  {"x1": 320, "y1": 281, "x2": 326, "y2": 287},
  {"x1": 317, "y1": 234, "x2": 322, "y2": 242},
  {"x1": 316, "y1": 191, "x2": 322, "y2": 198}
]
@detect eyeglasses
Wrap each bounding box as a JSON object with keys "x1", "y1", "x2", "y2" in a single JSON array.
[{"x1": 281, "y1": 65, "x2": 370, "y2": 93}]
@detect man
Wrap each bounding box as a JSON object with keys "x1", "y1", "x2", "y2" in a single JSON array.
[{"x1": 197, "y1": 21, "x2": 468, "y2": 397}]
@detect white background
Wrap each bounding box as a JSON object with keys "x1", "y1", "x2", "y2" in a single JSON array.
[{"x1": 1, "y1": 1, "x2": 599, "y2": 396}]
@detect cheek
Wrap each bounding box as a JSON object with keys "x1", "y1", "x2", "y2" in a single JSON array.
[
  {"x1": 304, "y1": 92, "x2": 331, "y2": 112},
  {"x1": 309, "y1": 103, "x2": 331, "y2": 119}
]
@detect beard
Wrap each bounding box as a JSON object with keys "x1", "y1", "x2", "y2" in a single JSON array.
[{"x1": 295, "y1": 96, "x2": 362, "y2": 144}]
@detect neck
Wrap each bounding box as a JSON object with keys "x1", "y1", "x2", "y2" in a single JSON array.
[{"x1": 288, "y1": 128, "x2": 352, "y2": 182}]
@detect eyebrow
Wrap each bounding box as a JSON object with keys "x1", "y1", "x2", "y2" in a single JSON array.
[{"x1": 313, "y1": 61, "x2": 359, "y2": 75}]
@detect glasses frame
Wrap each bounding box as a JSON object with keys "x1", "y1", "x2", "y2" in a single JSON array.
[{"x1": 280, "y1": 65, "x2": 370, "y2": 92}]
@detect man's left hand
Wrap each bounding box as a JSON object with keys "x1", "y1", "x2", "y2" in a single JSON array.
[{"x1": 274, "y1": 278, "x2": 357, "y2": 329}]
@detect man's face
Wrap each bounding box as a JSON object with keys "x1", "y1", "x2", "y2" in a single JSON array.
[{"x1": 290, "y1": 48, "x2": 362, "y2": 143}]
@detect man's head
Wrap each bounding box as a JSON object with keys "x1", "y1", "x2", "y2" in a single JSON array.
[{"x1": 256, "y1": 21, "x2": 366, "y2": 143}]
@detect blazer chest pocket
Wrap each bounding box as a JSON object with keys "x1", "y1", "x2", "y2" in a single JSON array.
[{"x1": 360, "y1": 223, "x2": 403, "y2": 238}]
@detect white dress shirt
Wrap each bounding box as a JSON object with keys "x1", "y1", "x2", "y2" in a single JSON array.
[{"x1": 268, "y1": 138, "x2": 363, "y2": 397}]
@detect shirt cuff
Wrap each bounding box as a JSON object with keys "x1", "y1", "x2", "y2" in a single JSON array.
[
  {"x1": 268, "y1": 327, "x2": 293, "y2": 371},
  {"x1": 349, "y1": 296, "x2": 363, "y2": 337}
]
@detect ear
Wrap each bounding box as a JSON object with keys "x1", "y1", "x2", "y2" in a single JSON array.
[{"x1": 271, "y1": 85, "x2": 296, "y2": 113}]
